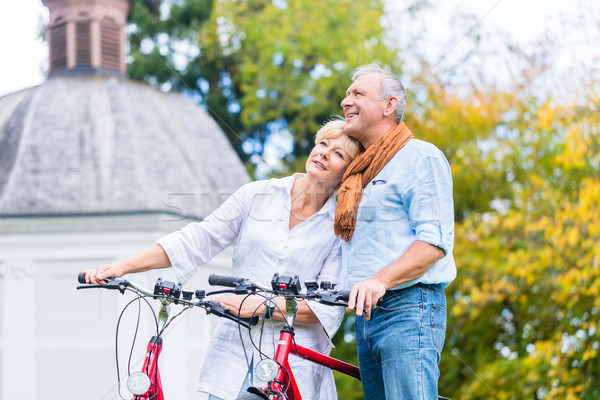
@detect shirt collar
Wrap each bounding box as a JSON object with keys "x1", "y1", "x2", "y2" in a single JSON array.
[{"x1": 272, "y1": 173, "x2": 337, "y2": 218}]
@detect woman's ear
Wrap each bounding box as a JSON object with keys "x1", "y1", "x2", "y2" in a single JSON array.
[{"x1": 383, "y1": 97, "x2": 398, "y2": 117}]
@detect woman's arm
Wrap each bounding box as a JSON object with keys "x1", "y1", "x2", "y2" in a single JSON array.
[
  {"x1": 215, "y1": 296, "x2": 319, "y2": 324},
  {"x1": 83, "y1": 244, "x2": 171, "y2": 284}
]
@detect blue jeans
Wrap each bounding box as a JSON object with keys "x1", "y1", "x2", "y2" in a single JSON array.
[{"x1": 356, "y1": 283, "x2": 447, "y2": 400}]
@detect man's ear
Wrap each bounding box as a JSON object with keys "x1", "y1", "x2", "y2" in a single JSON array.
[{"x1": 383, "y1": 97, "x2": 398, "y2": 117}]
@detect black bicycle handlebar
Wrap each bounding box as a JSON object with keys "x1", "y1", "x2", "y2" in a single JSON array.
[
  {"x1": 79, "y1": 270, "x2": 351, "y2": 326},
  {"x1": 209, "y1": 273, "x2": 353, "y2": 307},
  {"x1": 204, "y1": 300, "x2": 259, "y2": 327},
  {"x1": 77, "y1": 273, "x2": 259, "y2": 328},
  {"x1": 208, "y1": 274, "x2": 246, "y2": 287},
  {"x1": 337, "y1": 290, "x2": 351, "y2": 303}
]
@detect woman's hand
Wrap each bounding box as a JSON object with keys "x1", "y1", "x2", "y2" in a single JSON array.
[
  {"x1": 215, "y1": 296, "x2": 319, "y2": 324},
  {"x1": 82, "y1": 262, "x2": 127, "y2": 284},
  {"x1": 214, "y1": 296, "x2": 267, "y2": 319}
]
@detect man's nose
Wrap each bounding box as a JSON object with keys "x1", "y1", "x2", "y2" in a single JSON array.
[{"x1": 340, "y1": 96, "x2": 350, "y2": 108}]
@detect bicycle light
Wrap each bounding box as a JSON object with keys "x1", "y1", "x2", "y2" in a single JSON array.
[
  {"x1": 127, "y1": 371, "x2": 151, "y2": 395},
  {"x1": 255, "y1": 359, "x2": 278, "y2": 382}
]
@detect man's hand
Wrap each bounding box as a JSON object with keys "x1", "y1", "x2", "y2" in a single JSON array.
[{"x1": 346, "y1": 277, "x2": 387, "y2": 321}]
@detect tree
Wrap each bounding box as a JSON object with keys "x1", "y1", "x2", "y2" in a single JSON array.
[
  {"x1": 126, "y1": 0, "x2": 396, "y2": 168},
  {"x1": 439, "y1": 83, "x2": 600, "y2": 399}
]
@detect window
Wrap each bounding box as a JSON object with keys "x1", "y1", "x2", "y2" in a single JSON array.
[
  {"x1": 76, "y1": 21, "x2": 91, "y2": 66},
  {"x1": 49, "y1": 23, "x2": 67, "y2": 70},
  {"x1": 101, "y1": 18, "x2": 121, "y2": 70}
]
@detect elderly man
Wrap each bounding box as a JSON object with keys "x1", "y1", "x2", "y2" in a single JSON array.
[{"x1": 335, "y1": 64, "x2": 456, "y2": 400}]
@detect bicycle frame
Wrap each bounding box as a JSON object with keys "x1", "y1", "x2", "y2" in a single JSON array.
[
  {"x1": 132, "y1": 299, "x2": 170, "y2": 400},
  {"x1": 251, "y1": 295, "x2": 360, "y2": 400},
  {"x1": 135, "y1": 336, "x2": 164, "y2": 400},
  {"x1": 265, "y1": 330, "x2": 360, "y2": 400}
]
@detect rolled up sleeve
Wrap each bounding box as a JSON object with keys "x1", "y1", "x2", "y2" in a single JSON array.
[{"x1": 406, "y1": 153, "x2": 454, "y2": 256}]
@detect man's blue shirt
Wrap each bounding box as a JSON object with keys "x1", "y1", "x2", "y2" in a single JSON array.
[{"x1": 342, "y1": 138, "x2": 457, "y2": 289}]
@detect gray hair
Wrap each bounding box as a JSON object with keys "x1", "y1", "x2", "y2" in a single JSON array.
[{"x1": 352, "y1": 64, "x2": 406, "y2": 123}]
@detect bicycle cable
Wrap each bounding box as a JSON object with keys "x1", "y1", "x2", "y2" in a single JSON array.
[
  {"x1": 114, "y1": 289, "x2": 158, "y2": 400},
  {"x1": 242, "y1": 292, "x2": 303, "y2": 400},
  {"x1": 234, "y1": 291, "x2": 268, "y2": 371}
]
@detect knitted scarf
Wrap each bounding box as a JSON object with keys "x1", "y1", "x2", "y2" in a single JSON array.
[{"x1": 334, "y1": 122, "x2": 414, "y2": 242}]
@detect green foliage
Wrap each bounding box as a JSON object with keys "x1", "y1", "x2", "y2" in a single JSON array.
[
  {"x1": 199, "y1": 0, "x2": 394, "y2": 157},
  {"x1": 439, "y1": 88, "x2": 600, "y2": 399},
  {"x1": 126, "y1": 0, "x2": 395, "y2": 165},
  {"x1": 404, "y1": 77, "x2": 516, "y2": 221}
]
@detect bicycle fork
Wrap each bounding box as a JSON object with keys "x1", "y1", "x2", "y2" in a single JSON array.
[
  {"x1": 262, "y1": 297, "x2": 302, "y2": 400},
  {"x1": 127, "y1": 302, "x2": 169, "y2": 400}
]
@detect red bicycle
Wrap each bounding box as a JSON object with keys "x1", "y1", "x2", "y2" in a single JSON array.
[
  {"x1": 76, "y1": 272, "x2": 357, "y2": 400},
  {"x1": 77, "y1": 273, "x2": 259, "y2": 399},
  {"x1": 207, "y1": 273, "x2": 359, "y2": 400}
]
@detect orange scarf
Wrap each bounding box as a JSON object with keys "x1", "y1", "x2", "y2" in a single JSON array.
[{"x1": 334, "y1": 122, "x2": 414, "y2": 241}]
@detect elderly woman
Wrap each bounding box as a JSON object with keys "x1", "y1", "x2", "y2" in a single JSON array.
[{"x1": 83, "y1": 117, "x2": 361, "y2": 400}]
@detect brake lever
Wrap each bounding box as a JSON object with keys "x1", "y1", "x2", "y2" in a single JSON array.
[
  {"x1": 315, "y1": 292, "x2": 349, "y2": 307},
  {"x1": 202, "y1": 300, "x2": 259, "y2": 328},
  {"x1": 314, "y1": 290, "x2": 384, "y2": 307}
]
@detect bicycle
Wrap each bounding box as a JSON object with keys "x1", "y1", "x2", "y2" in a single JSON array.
[
  {"x1": 207, "y1": 273, "x2": 359, "y2": 400},
  {"x1": 76, "y1": 272, "x2": 356, "y2": 400},
  {"x1": 77, "y1": 272, "x2": 260, "y2": 399}
]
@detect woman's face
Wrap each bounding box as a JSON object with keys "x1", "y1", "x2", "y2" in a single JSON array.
[{"x1": 305, "y1": 133, "x2": 353, "y2": 187}]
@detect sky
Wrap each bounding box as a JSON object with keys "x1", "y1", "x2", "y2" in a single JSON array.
[
  {"x1": 0, "y1": 0, "x2": 598, "y2": 98},
  {"x1": 384, "y1": 0, "x2": 600, "y2": 93},
  {"x1": 0, "y1": 0, "x2": 48, "y2": 97}
]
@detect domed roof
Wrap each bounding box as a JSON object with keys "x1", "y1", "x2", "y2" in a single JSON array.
[{"x1": 0, "y1": 75, "x2": 249, "y2": 218}]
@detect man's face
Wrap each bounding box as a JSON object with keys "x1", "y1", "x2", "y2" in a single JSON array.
[{"x1": 340, "y1": 72, "x2": 388, "y2": 143}]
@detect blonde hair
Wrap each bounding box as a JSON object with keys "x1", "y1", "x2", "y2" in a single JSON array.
[{"x1": 314, "y1": 116, "x2": 362, "y2": 159}]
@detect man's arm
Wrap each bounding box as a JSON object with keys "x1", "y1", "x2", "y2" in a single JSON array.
[{"x1": 346, "y1": 240, "x2": 444, "y2": 321}]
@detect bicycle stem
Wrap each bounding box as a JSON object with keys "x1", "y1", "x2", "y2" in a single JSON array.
[
  {"x1": 157, "y1": 300, "x2": 170, "y2": 332},
  {"x1": 284, "y1": 296, "x2": 298, "y2": 327}
]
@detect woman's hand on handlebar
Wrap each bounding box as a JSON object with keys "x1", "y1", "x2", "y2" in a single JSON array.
[
  {"x1": 214, "y1": 296, "x2": 268, "y2": 319},
  {"x1": 83, "y1": 262, "x2": 127, "y2": 284}
]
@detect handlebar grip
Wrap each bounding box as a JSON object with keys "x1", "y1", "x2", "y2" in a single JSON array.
[
  {"x1": 337, "y1": 290, "x2": 351, "y2": 302},
  {"x1": 78, "y1": 272, "x2": 87, "y2": 284},
  {"x1": 208, "y1": 274, "x2": 245, "y2": 287}
]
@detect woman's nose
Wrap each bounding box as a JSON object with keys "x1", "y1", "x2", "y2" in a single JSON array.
[{"x1": 317, "y1": 147, "x2": 330, "y2": 159}]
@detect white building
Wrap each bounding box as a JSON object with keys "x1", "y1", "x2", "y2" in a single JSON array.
[{"x1": 0, "y1": 1, "x2": 249, "y2": 399}]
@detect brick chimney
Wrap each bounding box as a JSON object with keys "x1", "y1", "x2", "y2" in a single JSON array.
[{"x1": 42, "y1": 0, "x2": 133, "y2": 76}]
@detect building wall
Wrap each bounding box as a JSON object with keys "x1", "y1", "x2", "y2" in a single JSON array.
[{"x1": 0, "y1": 214, "x2": 233, "y2": 400}]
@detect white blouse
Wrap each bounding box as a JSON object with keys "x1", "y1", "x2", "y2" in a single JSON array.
[{"x1": 157, "y1": 174, "x2": 345, "y2": 400}]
